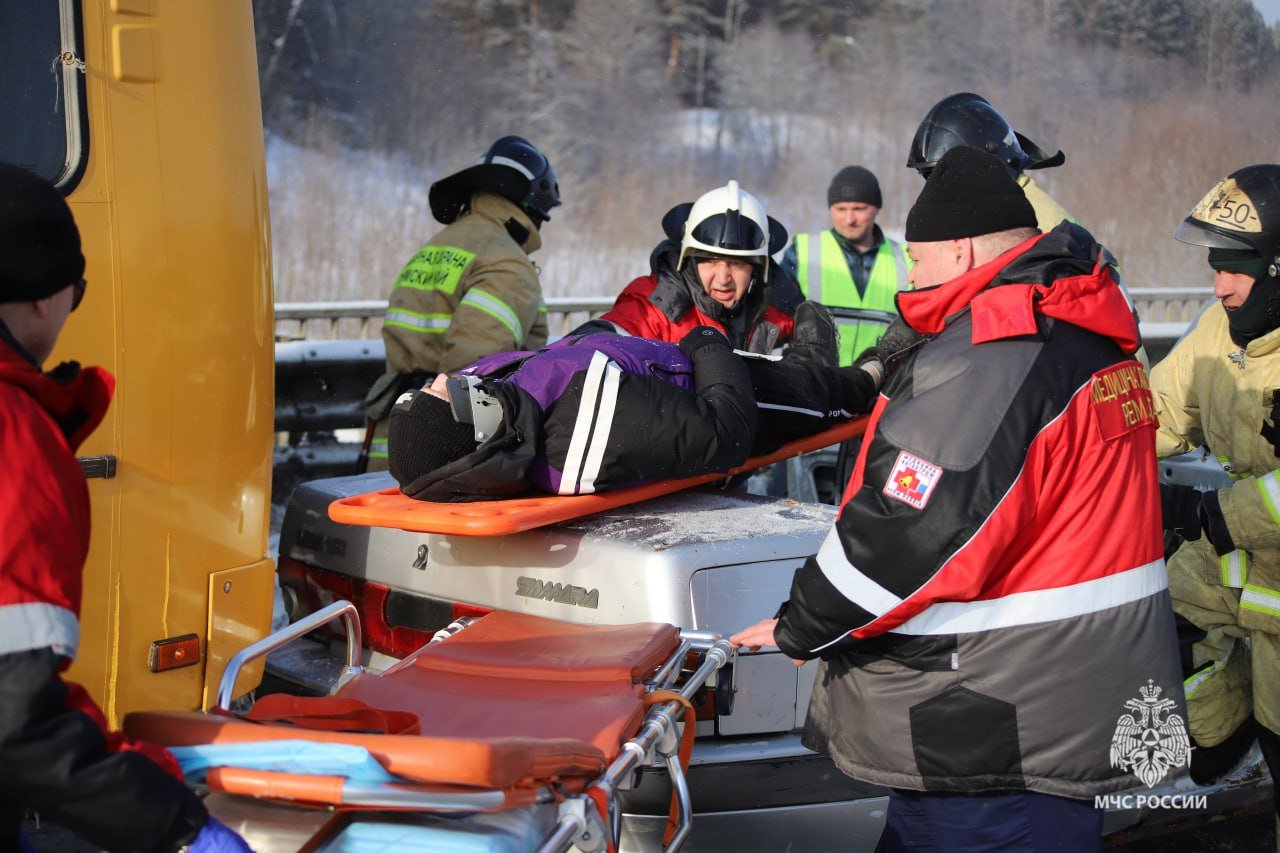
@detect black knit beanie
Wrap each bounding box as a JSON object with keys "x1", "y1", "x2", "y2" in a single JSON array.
[
  {"x1": 905, "y1": 148, "x2": 1037, "y2": 242},
  {"x1": 828, "y1": 166, "x2": 882, "y2": 208},
  {"x1": 388, "y1": 390, "x2": 480, "y2": 488},
  {"x1": 0, "y1": 162, "x2": 84, "y2": 304}
]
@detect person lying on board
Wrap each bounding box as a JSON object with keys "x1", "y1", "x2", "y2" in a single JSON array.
[{"x1": 386, "y1": 302, "x2": 892, "y2": 502}]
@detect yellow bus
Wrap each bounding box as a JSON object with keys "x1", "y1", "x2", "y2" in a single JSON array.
[{"x1": 2, "y1": 1, "x2": 275, "y2": 724}]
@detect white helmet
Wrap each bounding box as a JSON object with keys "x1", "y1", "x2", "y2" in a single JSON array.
[{"x1": 676, "y1": 180, "x2": 787, "y2": 273}]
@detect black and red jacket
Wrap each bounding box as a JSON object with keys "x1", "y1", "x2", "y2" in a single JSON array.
[
  {"x1": 0, "y1": 334, "x2": 206, "y2": 851},
  {"x1": 775, "y1": 223, "x2": 1186, "y2": 798},
  {"x1": 584, "y1": 241, "x2": 800, "y2": 353}
]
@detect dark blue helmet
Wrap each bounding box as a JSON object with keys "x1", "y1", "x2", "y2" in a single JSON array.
[
  {"x1": 429, "y1": 135, "x2": 561, "y2": 228},
  {"x1": 907, "y1": 92, "x2": 1064, "y2": 180}
]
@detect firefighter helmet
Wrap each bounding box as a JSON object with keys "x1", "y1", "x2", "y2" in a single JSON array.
[
  {"x1": 907, "y1": 92, "x2": 1065, "y2": 179},
  {"x1": 1175, "y1": 164, "x2": 1280, "y2": 275},
  {"x1": 665, "y1": 180, "x2": 787, "y2": 272},
  {"x1": 429, "y1": 135, "x2": 561, "y2": 227}
]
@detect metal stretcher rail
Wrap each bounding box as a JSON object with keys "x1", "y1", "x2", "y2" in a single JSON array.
[{"x1": 213, "y1": 602, "x2": 733, "y2": 852}]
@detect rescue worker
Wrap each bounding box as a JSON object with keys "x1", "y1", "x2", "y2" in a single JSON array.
[
  {"x1": 0, "y1": 163, "x2": 248, "y2": 851},
  {"x1": 363, "y1": 135, "x2": 560, "y2": 470},
  {"x1": 778, "y1": 166, "x2": 911, "y2": 366},
  {"x1": 907, "y1": 91, "x2": 1072, "y2": 231},
  {"x1": 1150, "y1": 164, "x2": 1280, "y2": 836},
  {"x1": 386, "y1": 306, "x2": 881, "y2": 502},
  {"x1": 733, "y1": 148, "x2": 1185, "y2": 851},
  {"x1": 576, "y1": 180, "x2": 802, "y2": 353}
]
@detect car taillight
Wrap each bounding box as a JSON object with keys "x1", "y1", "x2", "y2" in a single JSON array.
[{"x1": 277, "y1": 557, "x2": 473, "y2": 659}]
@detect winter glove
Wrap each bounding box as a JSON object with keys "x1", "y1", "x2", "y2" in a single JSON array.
[
  {"x1": 187, "y1": 817, "x2": 252, "y2": 853},
  {"x1": 853, "y1": 315, "x2": 926, "y2": 387},
  {"x1": 1160, "y1": 483, "x2": 1203, "y2": 541},
  {"x1": 1261, "y1": 389, "x2": 1280, "y2": 457},
  {"x1": 1160, "y1": 483, "x2": 1236, "y2": 555},
  {"x1": 678, "y1": 325, "x2": 730, "y2": 361}
]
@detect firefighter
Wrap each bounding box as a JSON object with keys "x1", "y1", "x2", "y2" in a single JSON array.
[
  {"x1": 363, "y1": 135, "x2": 560, "y2": 470},
  {"x1": 0, "y1": 163, "x2": 248, "y2": 852},
  {"x1": 779, "y1": 166, "x2": 912, "y2": 366},
  {"x1": 576, "y1": 180, "x2": 802, "y2": 353},
  {"x1": 907, "y1": 91, "x2": 1072, "y2": 231},
  {"x1": 1150, "y1": 163, "x2": 1280, "y2": 835}
]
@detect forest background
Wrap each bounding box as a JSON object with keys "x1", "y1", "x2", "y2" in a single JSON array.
[{"x1": 251, "y1": 0, "x2": 1280, "y2": 305}]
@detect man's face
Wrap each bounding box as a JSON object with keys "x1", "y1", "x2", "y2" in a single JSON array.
[
  {"x1": 907, "y1": 240, "x2": 971, "y2": 289},
  {"x1": 26, "y1": 284, "x2": 77, "y2": 365},
  {"x1": 425, "y1": 372, "x2": 451, "y2": 400},
  {"x1": 829, "y1": 201, "x2": 879, "y2": 246},
  {"x1": 1213, "y1": 269, "x2": 1257, "y2": 311},
  {"x1": 696, "y1": 256, "x2": 755, "y2": 310}
]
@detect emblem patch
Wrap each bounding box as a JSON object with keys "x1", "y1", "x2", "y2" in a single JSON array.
[
  {"x1": 883, "y1": 451, "x2": 942, "y2": 510},
  {"x1": 1109, "y1": 680, "x2": 1192, "y2": 788}
]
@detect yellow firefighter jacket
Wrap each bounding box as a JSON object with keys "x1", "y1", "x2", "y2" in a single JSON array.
[
  {"x1": 382, "y1": 192, "x2": 548, "y2": 375},
  {"x1": 1151, "y1": 303, "x2": 1280, "y2": 619}
]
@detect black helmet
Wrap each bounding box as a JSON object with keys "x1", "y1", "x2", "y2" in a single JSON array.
[
  {"x1": 907, "y1": 92, "x2": 1065, "y2": 179},
  {"x1": 428, "y1": 135, "x2": 561, "y2": 227},
  {"x1": 1175, "y1": 164, "x2": 1280, "y2": 273}
]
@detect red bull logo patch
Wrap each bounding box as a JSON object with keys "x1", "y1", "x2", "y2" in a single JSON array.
[{"x1": 883, "y1": 450, "x2": 942, "y2": 510}]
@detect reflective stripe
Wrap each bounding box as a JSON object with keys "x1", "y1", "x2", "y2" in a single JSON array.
[
  {"x1": 1221, "y1": 550, "x2": 1248, "y2": 588},
  {"x1": 1214, "y1": 455, "x2": 1246, "y2": 479},
  {"x1": 801, "y1": 234, "x2": 823, "y2": 303},
  {"x1": 368, "y1": 437, "x2": 388, "y2": 459},
  {"x1": 1241, "y1": 583, "x2": 1280, "y2": 617},
  {"x1": 460, "y1": 289, "x2": 523, "y2": 346},
  {"x1": 890, "y1": 240, "x2": 910, "y2": 289},
  {"x1": 384, "y1": 308, "x2": 451, "y2": 334},
  {"x1": 757, "y1": 401, "x2": 830, "y2": 419},
  {"x1": 560, "y1": 352, "x2": 612, "y2": 495},
  {"x1": 890, "y1": 559, "x2": 1168, "y2": 636},
  {"x1": 484, "y1": 155, "x2": 534, "y2": 180},
  {"x1": 0, "y1": 602, "x2": 79, "y2": 658},
  {"x1": 1183, "y1": 641, "x2": 1234, "y2": 699},
  {"x1": 814, "y1": 527, "x2": 903, "y2": 621},
  {"x1": 577, "y1": 361, "x2": 621, "y2": 494},
  {"x1": 1256, "y1": 471, "x2": 1280, "y2": 528}
]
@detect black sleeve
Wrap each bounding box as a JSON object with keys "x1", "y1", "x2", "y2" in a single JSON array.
[
  {"x1": 0, "y1": 650, "x2": 207, "y2": 853},
  {"x1": 567, "y1": 318, "x2": 623, "y2": 337}
]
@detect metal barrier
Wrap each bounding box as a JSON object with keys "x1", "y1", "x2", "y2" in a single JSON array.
[
  {"x1": 275, "y1": 297, "x2": 614, "y2": 342},
  {"x1": 275, "y1": 290, "x2": 1211, "y2": 343}
]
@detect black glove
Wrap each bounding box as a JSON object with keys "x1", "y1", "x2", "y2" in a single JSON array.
[
  {"x1": 1261, "y1": 390, "x2": 1280, "y2": 458},
  {"x1": 1160, "y1": 483, "x2": 1203, "y2": 541},
  {"x1": 1161, "y1": 483, "x2": 1237, "y2": 555},
  {"x1": 678, "y1": 325, "x2": 730, "y2": 360},
  {"x1": 854, "y1": 315, "x2": 926, "y2": 381}
]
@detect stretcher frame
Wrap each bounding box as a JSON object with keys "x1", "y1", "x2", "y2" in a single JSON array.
[{"x1": 205, "y1": 601, "x2": 734, "y2": 852}]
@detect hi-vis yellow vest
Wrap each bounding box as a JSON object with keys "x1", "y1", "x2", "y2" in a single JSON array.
[{"x1": 794, "y1": 231, "x2": 911, "y2": 365}]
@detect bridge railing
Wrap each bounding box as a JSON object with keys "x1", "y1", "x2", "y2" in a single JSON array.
[{"x1": 274, "y1": 289, "x2": 1211, "y2": 342}]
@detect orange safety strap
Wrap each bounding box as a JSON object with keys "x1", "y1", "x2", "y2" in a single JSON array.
[
  {"x1": 585, "y1": 786, "x2": 618, "y2": 853},
  {"x1": 642, "y1": 689, "x2": 697, "y2": 846},
  {"x1": 244, "y1": 694, "x2": 421, "y2": 735}
]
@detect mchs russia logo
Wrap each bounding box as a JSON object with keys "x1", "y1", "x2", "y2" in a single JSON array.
[{"x1": 1109, "y1": 680, "x2": 1192, "y2": 788}]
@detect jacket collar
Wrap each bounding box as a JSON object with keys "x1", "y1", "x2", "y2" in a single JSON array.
[
  {"x1": 469, "y1": 192, "x2": 542, "y2": 254},
  {"x1": 897, "y1": 223, "x2": 1140, "y2": 354},
  {"x1": 0, "y1": 336, "x2": 114, "y2": 451}
]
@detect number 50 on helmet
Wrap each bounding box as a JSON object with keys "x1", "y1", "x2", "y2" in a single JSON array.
[{"x1": 1176, "y1": 164, "x2": 1280, "y2": 276}]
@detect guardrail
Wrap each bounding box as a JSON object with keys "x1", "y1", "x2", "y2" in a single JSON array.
[
  {"x1": 275, "y1": 297, "x2": 615, "y2": 342},
  {"x1": 275, "y1": 289, "x2": 1211, "y2": 342}
]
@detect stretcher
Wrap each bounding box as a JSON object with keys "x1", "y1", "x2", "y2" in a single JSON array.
[
  {"x1": 329, "y1": 417, "x2": 866, "y2": 536},
  {"x1": 124, "y1": 601, "x2": 733, "y2": 852}
]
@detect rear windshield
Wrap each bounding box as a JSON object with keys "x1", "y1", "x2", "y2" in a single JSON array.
[{"x1": 0, "y1": 0, "x2": 87, "y2": 190}]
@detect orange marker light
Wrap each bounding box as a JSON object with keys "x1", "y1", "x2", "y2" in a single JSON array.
[{"x1": 148, "y1": 634, "x2": 201, "y2": 673}]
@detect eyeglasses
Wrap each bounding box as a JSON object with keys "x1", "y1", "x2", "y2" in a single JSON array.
[{"x1": 70, "y1": 278, "x2": 87, "y2": 312}]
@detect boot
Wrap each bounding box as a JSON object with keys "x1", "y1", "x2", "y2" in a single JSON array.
[{"x1": 787, "y1": 301, "x2": 840, "y2": 366}]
